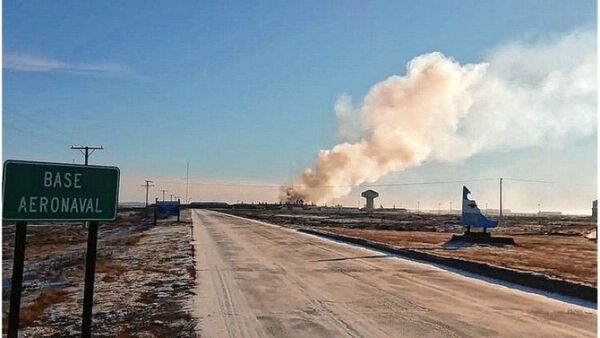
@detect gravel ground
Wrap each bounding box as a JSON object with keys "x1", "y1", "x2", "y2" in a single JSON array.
[{"x1": 2, "y1": 209, "x2": 197, "y2": 337}]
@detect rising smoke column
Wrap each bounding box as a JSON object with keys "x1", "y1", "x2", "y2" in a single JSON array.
[{"x1": 283, "y1": 30, "x2": 596, "y2": 204}]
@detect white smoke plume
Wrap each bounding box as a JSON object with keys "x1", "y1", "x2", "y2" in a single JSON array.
[{"x1": 283, "y1": 30, "x2": 596, "y2": 204}]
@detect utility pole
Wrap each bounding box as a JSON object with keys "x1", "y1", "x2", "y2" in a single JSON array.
[
  {"x1": 170, "y1": 194, "x2": 174, "y2": 202},
  {"x1": 417, "y1": 201, "x2": 420, "y2": 214},
  {"x1": 70, "y1": 145, "x2": 102, "y2": 337},
  {"x1": 70, "y1": 146, "x2": 103, "y2": 225},
  {"x1": 186, "y1": 162, "x2": 190, "y2": 203},
  {"x1": 71, "y1": 145, "x2": 104, "y2": 165},
  {"x1": 499, "y1": 178, "x2": 503, "y2": 224},
  {"x1": 141, "y1": 180, "x2": 154, "y2": 207},
  {"x1": 160, "y1": 189, "x2": 167, "y2": 202}
]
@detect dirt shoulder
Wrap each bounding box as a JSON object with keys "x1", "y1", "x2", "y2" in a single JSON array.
[
  {"x1": 223, "y1": 209, "x2": 597, "y2": 287},
  {"x1": 319, "y1": 228, "x2": 597, "y2": 286},
  {"x1": 2, "y1": 209, "x2": 196, "y2": 337}
]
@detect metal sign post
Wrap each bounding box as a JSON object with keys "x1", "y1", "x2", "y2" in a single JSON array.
[
  {"x1": 154, "y1": 198, "x2": 158, "y2": 226},
  {"x1": 7, "y1": 221, "x2": 27, "y2": 338},
  {"x1": 81, "y1": 221, "x2": 99, "y2": 337},
  {"x1": 2, "y1": 160, "x2": 119, "y2": 337}
]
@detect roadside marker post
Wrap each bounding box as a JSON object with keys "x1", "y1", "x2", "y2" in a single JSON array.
[{"x1": 2, "y1": 160, "x2": 119, "y2": 337}]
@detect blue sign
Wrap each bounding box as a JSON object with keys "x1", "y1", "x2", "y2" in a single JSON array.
[
  {"x1": 156, "y1": 201, "x2": 180, "y2": 218},
  {"x1": 461, "y1": 186, "x2": 498, "y2": 228}
]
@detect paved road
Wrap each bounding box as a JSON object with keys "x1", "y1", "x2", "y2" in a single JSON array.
[{"x1": 191, "y1": 209, "x2": 596, "y2": 337}]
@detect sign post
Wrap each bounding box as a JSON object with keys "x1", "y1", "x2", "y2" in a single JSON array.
[
  {"x1": 154, "y1": 198, "x2": 158, "y2": 226},
  {"x1": 3, "y1": 160, "x2": 119, "y2": 337},
  {"x1": 7, "y1": 221, "x2": 27, "y2": 338},
  {"x1": 81, "y1": 220, "x2": 99, "y2": 336}
]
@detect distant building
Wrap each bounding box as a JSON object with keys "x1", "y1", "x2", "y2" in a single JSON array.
[
  {"x1": 189, "y1": 202, "x2": 230, "y2": 209},
  {"x1": 361, "y1": 190, "x2": 379, "y2": 211},
  {"x1": 482, "y1": 208, "x2": 512, "y2": 216},
  {"x1": 537, "y1": 211, "x2": 562, "y2": 216},
  {"x1": 593, "y1": 200, "x2": 597, "y2": 218}
]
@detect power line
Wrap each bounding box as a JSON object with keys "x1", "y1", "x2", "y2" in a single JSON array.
[
  {"x1": 146, "y1": 176, "x2": 559, "y2": 205},
  {"x1": 4, "y1": 121, "x2": 69, "y2": 146},
  {"x1": 151, "y1": 177, "x2": 499, "y2": 188},
  {"x1": 6, "y1": 108, "x2": 114, "y2": 164},
  {"x1": 361, "y1": 178, "x2": 498, "y2": 187},
  {"x1": 503, "y1": 178, "x2": 553, "y2": 184},
  {"x1": 5, "y1": 108, "x2": 87, "y2": 146},
  {"x1": 152, "y1": 180, "x2": 281, "y2": 188},
  {"x1": 7, "y1": 109, "x2": 75, "y2": 138}
]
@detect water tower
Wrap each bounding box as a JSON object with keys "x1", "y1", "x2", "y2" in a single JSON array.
[{"x1": 361, "y1": 190, "x2": 379, "y2": 211}]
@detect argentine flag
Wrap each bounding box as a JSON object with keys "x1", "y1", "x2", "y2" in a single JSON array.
[{"x1": 461, "y1": 186, "x2": 498, "y2": 228}]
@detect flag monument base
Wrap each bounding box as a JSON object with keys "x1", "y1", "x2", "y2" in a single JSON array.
[{"x1": 450, "y1": 231, "x2": 515, "y2": 245}]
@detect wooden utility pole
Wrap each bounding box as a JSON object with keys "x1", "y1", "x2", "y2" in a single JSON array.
[
  {"x1": 499, "y1": 178, "x2": 503, "y2": 224},
  {"x1": 71, "y1": 145, "x2": 103, "y2": 337},
  {"x1": 141, "y1": 180, "x2": 154, "y2": 207},
  {"x1": 71, "y1": 145, "x2": 104, "y2": 231},
  {"x1": 71, "y1": 145, "x2": 104, "y2": 165},
  {"x1": 186, "y1": 162, "x2": 190, "y2": 203}
]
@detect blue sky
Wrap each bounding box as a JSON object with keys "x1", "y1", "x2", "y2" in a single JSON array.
[{"x1": 3, "y1": 1, "x2": 597, "y2": 212}]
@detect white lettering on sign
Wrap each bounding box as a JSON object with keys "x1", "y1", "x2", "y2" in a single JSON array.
[
  {"x1": 43, "y1": 171, "x2": 83, "y2": 189},
  {"x1": 18, "y1": 197, "x2": 27, "y2": 212},
  {"x1": 39, "y1": 197, "x2": 49, "y2": 213},
  {"x1": 44, "y1": 171, "x2": 53, "y2": 187},
  {"x1": 51, "y1": 198, "x2": 60, "y2": 213},
  {"x1": 64, "y1": 173, "x2": 72, "y2": 188},
  {"x1": 29, "y1": 196, "x2": 38, "y2": 213},
  {"x1": 61, "y1": 198, "x2": 70, "y2": 212},
  {"x1": 74, "y1": 174, "x2": 82, "y2": 188},
  {"x1": 70, "y1": 198, "x2": 78, "y2": 213},
  {"x1": 95, "y1": 199, "x2": 103, "y2": 213},
  {"x1": 16, "y1": 196, "x2": 104, "y2": 214}
]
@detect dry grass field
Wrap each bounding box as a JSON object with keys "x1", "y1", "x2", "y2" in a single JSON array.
[
  {"x1": 320, "y1": 228, "x2": 597, "y2": 285},
  {"x1": 2, "y1": 210, "x2": 196, "y2": 337}
]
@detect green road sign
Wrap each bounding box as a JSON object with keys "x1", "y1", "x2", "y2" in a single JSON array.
[{"x1": 3, "y1": 160, "x2": 120, "y2": 221}]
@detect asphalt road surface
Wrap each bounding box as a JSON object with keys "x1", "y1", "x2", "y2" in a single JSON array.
[{"x1": 191, "y1": 209, "x2": 596, "y2": 337}]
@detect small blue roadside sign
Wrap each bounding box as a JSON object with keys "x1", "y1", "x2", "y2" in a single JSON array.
[{"x1": 155, "y1": 201, "x2": 180, "y2": 219}]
